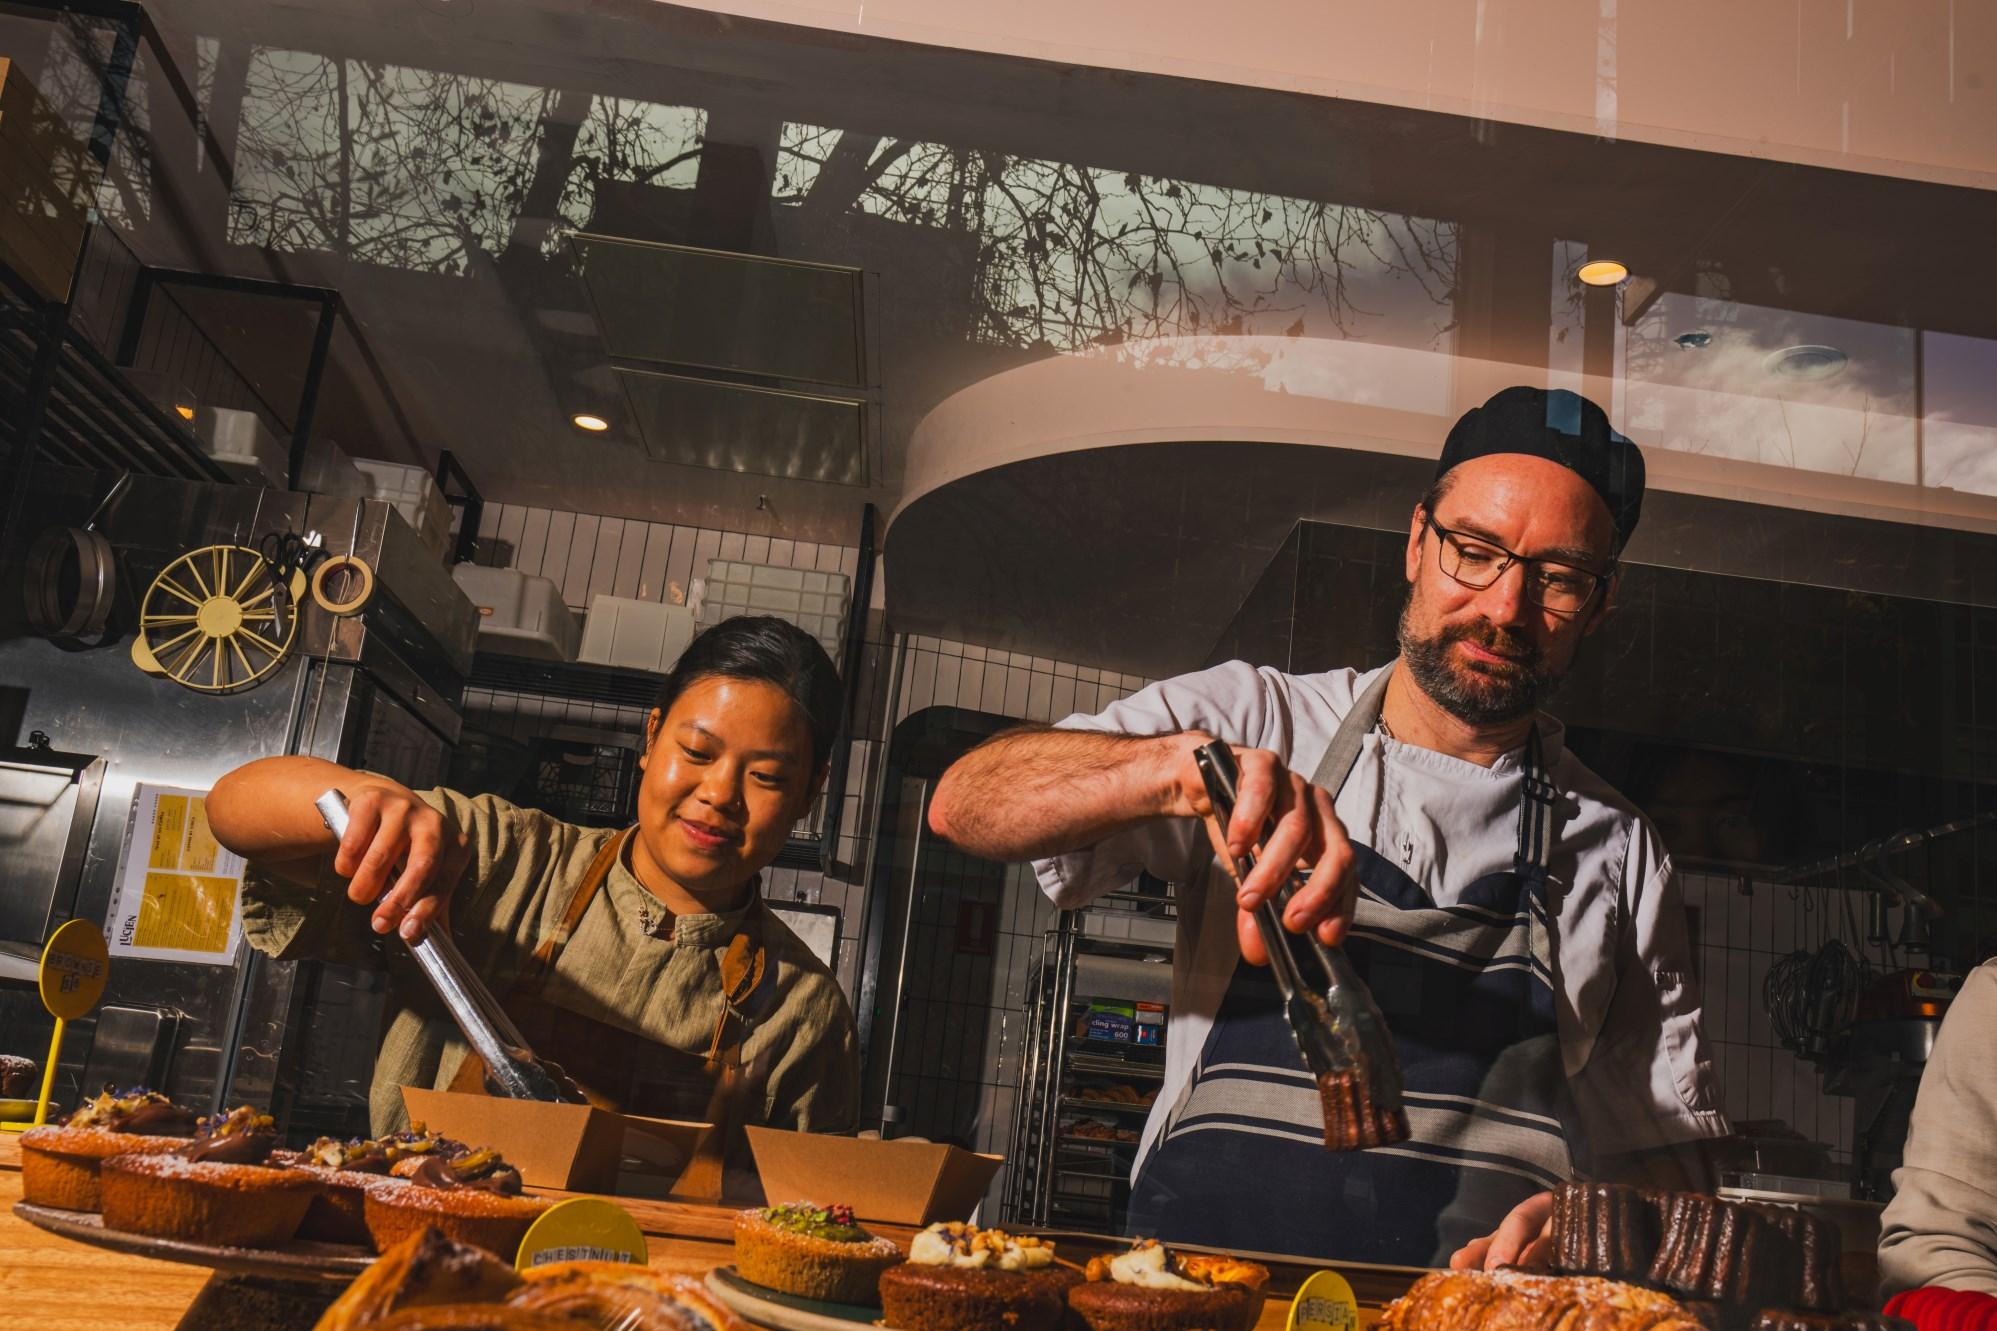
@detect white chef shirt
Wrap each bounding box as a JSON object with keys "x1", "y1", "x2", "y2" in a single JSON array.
[{"x1": 1032, "y1": 660, "x2": 1731, "y2": 1175}]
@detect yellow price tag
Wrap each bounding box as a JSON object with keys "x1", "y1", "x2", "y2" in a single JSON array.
[
  {"x1": 515, "y1": 1197, "x2": 649, "y2": 1271},
  {"x1": 1289, "y1": 1269, "x2": 1361, "y2": 1331},
  {"x1": 39, "y1": 919, "x2": 109, "y2": 1020}
]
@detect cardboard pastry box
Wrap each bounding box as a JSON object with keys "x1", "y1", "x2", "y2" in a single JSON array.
[
  {"x1": 746, "y1": 1125, "x2": 1002, "y2": 1226},
  {"x1": 402, "y1": 1087, "x2": 710, "y2": 1194}
]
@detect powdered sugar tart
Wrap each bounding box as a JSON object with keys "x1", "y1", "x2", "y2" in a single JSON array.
[
  {"x1": 361, "y1": 1145, "x2": 550, "y2": 1258},
  {"x1": 19, "y1": 1086, "x2": 199, "y2": 1211},
  {"x1": 98, "y1": 1105, "x2": 319, "y2": 1247}
]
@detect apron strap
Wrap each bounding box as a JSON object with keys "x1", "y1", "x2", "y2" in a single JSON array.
[
  {"x1": 1310, "y1": 661, "x2": 1396, "y2": 794},
  {"x1": 519, "y1": 826, "x2": 632, "y2": 994}
]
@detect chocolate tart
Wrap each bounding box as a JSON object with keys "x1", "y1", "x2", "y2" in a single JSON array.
[
  {"x1": 1069, "y1": 1241, "x2": 1270, "y2": 1331},
  {"x1": 98, "y1": 1107, "x2": 317, "y2": 1247},
  {"x1": 362, "y1": 1149, "x2": 549, "y2": 1259},
  {"x1": 733, "y1": 1202, "x2": 903, "y2": 1303},
  {"x1": 877, "y1": 1224, "x2": 1077, "y2": 1331},
  {"x1": 19, "y1": 1087, "x2": 199, "y2": 1212}
]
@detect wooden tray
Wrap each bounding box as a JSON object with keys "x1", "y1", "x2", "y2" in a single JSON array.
[{"x1": 12, "y1": 1201, "x2": 372, "y2": 1281}]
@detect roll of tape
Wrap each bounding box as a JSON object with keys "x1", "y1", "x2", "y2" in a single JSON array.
[{"x1": 310, "y1": 554, "x2": 376, "y2": 616}]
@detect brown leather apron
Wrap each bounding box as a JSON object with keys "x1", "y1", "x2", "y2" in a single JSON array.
[{"x1": 445, "y1": 827, "x2": 770, "y2": 1199}]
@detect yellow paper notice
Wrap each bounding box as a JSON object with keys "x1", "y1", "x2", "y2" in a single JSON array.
[
  {"x1": 149, "y1": 794, "x2": 188, "y2": 869},
  {"x1": 133, "y1": 872, "x2": 237, "y2": 952},
  {"x1": 111, "y1": 785, "x2": 247, "y2": 964},
  {"x1": 184, "y1": 799, "x2": 220, "y2": 873}
]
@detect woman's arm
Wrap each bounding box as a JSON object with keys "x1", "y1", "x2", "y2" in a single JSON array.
[
  {"x1": 209, "y1": 756, "x2": 468, "y2": 939},
  {"x1": 1879, "y1": 964, "x2": 1997, "y2": 1298}
]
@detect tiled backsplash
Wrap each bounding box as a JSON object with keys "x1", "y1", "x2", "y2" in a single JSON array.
[{"x1": 1680, "y1": 870, "x2": 1904, "y2": 1165}]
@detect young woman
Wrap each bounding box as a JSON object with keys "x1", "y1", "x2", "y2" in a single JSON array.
[{"x1": 208, "y1": 615, "x2": 859, "y2": 1193}]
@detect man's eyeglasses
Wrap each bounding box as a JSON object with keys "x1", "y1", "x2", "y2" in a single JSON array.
[{"x1": 1422, "y1": 514, "x2": 1610, "y2": 616}]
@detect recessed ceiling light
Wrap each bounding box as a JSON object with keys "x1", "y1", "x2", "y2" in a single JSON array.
[
  {"x1": 571, "y1": 413, "x2": 609, "y2": 432},
  {"x1": 1764, "y1": 345, "x2": 1848, "y2": 382},
  {"x1": 1577, "y1": 260, "x2": 1629, "y2": 287}
]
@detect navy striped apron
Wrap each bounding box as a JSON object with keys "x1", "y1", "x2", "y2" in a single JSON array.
[{"x1": 1127, "y1": 663, "x2": 1576, "y2": 1265}]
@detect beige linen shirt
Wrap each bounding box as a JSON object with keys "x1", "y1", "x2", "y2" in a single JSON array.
[
  {"x1": 241, "y1": 787, "x2": 860, "y2": 1145},
  {"x1": 1880, "y1": 960, "x2": 1997, "y2": 1297}
]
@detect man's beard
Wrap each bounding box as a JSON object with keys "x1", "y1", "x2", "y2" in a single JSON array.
[{"x1": 1396, "y1": 593, "x2": 1566, "y2": 726}]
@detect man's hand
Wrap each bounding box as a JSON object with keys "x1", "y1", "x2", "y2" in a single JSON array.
[
  {"x1": 331, "y1": 785, "x2": 471, "y2": 940},
  {"x1": 1165, "y1": 734, "x2": 1360, "y2": 959},
  {"x1": 1449, "y1": 1191, "x2": 1555, "y2": 1271}
]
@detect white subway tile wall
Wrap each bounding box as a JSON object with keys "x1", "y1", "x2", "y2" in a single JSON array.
[{"x1": 1679, "y1": 871, "x2": 1893, "y2": 1164}]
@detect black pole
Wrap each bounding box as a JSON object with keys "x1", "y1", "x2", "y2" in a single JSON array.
[
  {"x1": 821, "y1": 502, "x2": 878, "y2": 874},
  {"x1": 288, "y1": 293, "x2": 340, "y2": 488}
]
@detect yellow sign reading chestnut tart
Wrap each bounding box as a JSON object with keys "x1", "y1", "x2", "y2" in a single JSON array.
[
  {"x1": 1288, "y1": 1270, "x2": 1361, "y2": 1331},
  {"x1": 515, "y1": 1197, "x2": 649, "y2": 1271},
  {"x1": 3, "y1": 921, "x2": 111, "y2": 1131}
]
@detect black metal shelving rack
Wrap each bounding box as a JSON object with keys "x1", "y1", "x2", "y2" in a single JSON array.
[{"x1": 1005, "y1": 891, "x2": 1175, "y2": 1230}]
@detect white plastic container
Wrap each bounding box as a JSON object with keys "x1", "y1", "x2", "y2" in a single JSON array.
[
  {"x1": 579, "y1": 595, "x2": 696, "y2": 673},
  {"x1": 451, "y1": 564, "x2": 580, "y2": 662},
  {"x1": 698, "y1": 559, "x2": 849, "y2": 661},
  {"x1": 297, "y1": 437, "x2": 370, "y2": 498},
  {"x1": 352, "y1": 458, "x2": 452, "y2": 562},
  {"x1": 193, "y1": 405, "x2": 287, "y2": 488}
]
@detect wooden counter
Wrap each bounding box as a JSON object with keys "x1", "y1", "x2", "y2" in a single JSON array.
[{"x1": 0, "y1": 1135, "x2": 1412, "y2": 1330}]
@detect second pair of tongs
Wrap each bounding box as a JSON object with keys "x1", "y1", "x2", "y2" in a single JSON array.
[
  {"x1": 314, "y1": 789, "x2": 583, "y2": 1104},
  {"x1": 1192, "y1": 742, "x2": 1410, "y2": 1150}
]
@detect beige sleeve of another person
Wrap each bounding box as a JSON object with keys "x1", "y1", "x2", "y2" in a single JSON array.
[{"x1": 1878, "y1": 960, "x2": 1997, "y2": 1298}]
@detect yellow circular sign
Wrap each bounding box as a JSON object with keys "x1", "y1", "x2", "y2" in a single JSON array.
[
  {"x1": 1288, "y1": 1269, "x2": 1360, "y2": 1331},
  {"x1": 515, "y1": 1197, "x2": 649, "y2": 1271},
  {"x1": 39, "y1": 920, "x2": 109, "y2": 1020}
]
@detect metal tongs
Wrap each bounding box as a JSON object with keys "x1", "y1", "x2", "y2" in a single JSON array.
[
  {"x1": 314, "y1": 789, "x2": 583, "y2": 1104},
  {"x1": 1192, "y1": 741, "x2": 1408, "y2": 1149}
]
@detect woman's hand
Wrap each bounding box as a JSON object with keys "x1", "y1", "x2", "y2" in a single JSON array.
[
  {"x1": 1449, "y1": 1191, "x2": 1555, "y2": 1271},
  {"x1": 331, "y1": 785, "x2": 471, "y2": 940},
  {"x1": 1168, "y1": 735, "x2": 1360, "y2": 958}
]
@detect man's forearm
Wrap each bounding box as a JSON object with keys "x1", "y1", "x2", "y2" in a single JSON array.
[{"x1": 928, "y1": 725, "x2": 1194, "y2": 861}]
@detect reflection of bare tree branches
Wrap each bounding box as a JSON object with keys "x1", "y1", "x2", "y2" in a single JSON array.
[
  {"x1": 779, "y1": 126, "x2": 1456, "y2": 351},
  {"x1": 228, "y1": 53, "x2": 703, "y2": 274},
  {"x1": 555, "y1": 96, "x2": 706, "y2": 239},
  {"x1": 232, "y1": 49, "x2": 551, "y2": 272},
  {"x1": 32, "y1": 13, "x2": 153, "y2": 227}
]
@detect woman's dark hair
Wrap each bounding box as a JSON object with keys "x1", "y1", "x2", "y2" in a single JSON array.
[{"x1": 649, "y1": 616, "x2": 843, "y2": 772}]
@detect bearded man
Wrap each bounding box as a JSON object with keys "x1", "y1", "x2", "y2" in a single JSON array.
[{"x1": 928, "y1": 386, "x2": 1729, "y2": 1266}]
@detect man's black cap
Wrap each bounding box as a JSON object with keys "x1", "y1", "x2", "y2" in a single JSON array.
[{"x1": 1436, "y1": 386, "x2": 1646, "y2": 544}]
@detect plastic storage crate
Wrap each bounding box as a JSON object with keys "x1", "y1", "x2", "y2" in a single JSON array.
[
  {"x1": 578, "y1": 595, "x2": 695, "y2": 672},
  {"x1": 523, "y1": 738, "x2": 638, "y2": 827},
  {"x1": 452, "y1": 564, "x2": 581, "y2": 662},
  {"x1": 352, "y1": 458, "x2": 453, "y2": 562},
  {"x1": 698, "y1": 559, "x2": 849, "y2": 662},
  {"x1": 193, "y1": 406, "x2": 287, "y2": 488}
]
